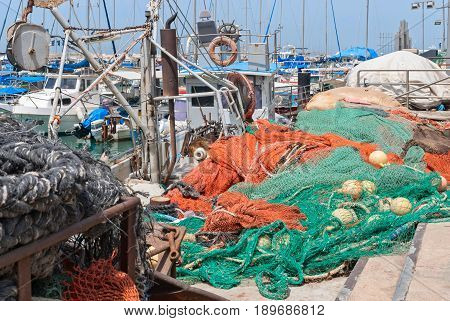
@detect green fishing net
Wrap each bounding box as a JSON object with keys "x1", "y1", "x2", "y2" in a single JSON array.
[
  {"x1": 295, "y1": 107, "x2": 413, "y2": 154},
  {"x1": 173, "y1": 148, "x2": 449, "y2": 300},
  {"x1": 151, "y1": 107, "x2": 448, "y2": 300}
]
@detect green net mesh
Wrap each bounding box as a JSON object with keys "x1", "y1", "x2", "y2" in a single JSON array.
[
  {"x1": 152, "y1": 108, "x2": 448, "y2": 300},
  {"x1": 172, "y1": 147, "x2": 448, "y2": 299},
  {"x1": 295, "y1": 107, "x2": 414, "y2": 154}
]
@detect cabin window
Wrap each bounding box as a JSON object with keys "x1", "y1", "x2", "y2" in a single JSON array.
[
  {"x1": 51, "y1": 98, "x2": 72, "y2": 106},
  {"x1": 60, "y1": 79, "x2": 77, "y2": 90},
  {"x1": 79, "y1": 80, "x2": 86, "y2": 91},
  {"x1": 45, "y1": 78, "x2": 77, "y2": 90},
  {"x1": 191, "y1": 86, "x2": 215, "y2": 107},
  {"x1": 45, "y1": 78, "x2": 56, "y2": 89}
]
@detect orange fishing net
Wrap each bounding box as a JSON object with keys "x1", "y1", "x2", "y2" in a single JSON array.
[
  {"x1": 166, "y1": 120, "x2": 406, "y2": 232},
  {"x1": 64, "y1": 258, "x2": 139, "y2": 301},
  {"x1": 424, "y1": 152, "x2": 450, "y2": 181},
  {"x1": 203, "y1": 192, "x2": 307, "y2": 232}
]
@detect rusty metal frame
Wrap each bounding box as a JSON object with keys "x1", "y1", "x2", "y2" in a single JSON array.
[{"x1": 0, "y1": 196, "x2": 141, "y2": 301}]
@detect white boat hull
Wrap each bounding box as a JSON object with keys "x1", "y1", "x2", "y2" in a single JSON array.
[{"x1": 0, "y1": 103, "x2": 83, "y2": 134}]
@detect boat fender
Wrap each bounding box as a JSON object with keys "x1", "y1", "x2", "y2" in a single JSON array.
[{"x1": 227, "y1": 72, "x2": 256, "y2": 121}]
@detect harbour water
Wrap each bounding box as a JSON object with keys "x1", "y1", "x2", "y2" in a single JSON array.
[{"x1": 60, "y1": 136, "x2": 134, "y2": 159}]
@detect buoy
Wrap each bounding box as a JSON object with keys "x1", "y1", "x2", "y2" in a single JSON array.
[
  {"x1": 369, "y1": 150, "x2": 388, "y2": 167},
  {"x1": 332, "y1": 208, "x2": 358, "y2": 226},
  {"x1": 193, "y1": 147, "x2": 207, "y2": 161},
  {"x1": 257, "y1": 235, "x2": 272, "y2": 249},
  {"x1": 438, "y1": 176, "x2": 448, "y2": 192},
  {"x1": 378, "y1": 198, "x2": 393, "y2": 212},
  {"x1": 340, "y1": 180, "x2": 363, "y2": 199},
  {"x1": 362, "y1": 180, "x2": 377, "y2": 194},
  {"x1": 390, "y1": 197, "x2": 412, "y2": 216}
]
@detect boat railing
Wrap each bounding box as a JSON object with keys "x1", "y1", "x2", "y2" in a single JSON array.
[
  {"x1": 356, "y1": 69, "x2": 450, "y2": 109},
  {"x1": 274, "y1": 84, "x2": 312, "y2": 111},
  {"x1": 0, "y1": 196, "x2": 140, "y2": 301}
]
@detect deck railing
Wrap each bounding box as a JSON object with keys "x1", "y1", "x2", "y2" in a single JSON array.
[
  {"x1": 356, "y1": 69, "x2": 450, "y2": 109},
  {"x1": 0, "y1": 196, "x2": 140, "y2": 301}
]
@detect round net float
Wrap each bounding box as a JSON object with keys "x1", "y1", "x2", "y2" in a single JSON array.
[
  {"x1": 332, "y1": 208, "x2": 358, "y2": 226},
  {"x1": 257, "y1": 235, "x2": 272, "y2": 249},
  {"x1": 438, "y1": 176, "x2": 448, "y2": 192},
  {"x1": 340, "y1": 180, "x2": 363, "y2": 199},
  {"x1": 378, "y1": 197, "x2": 393, "y2": 212},
  {"x1": 361, "y1": 180, "x2": 377, "y2": 194},
  {"x1": 369, "y1": 150, "x2": 388, "y2": 167},
  {"x1": 150, "y1": 196, "x2": 171, "y2": 206},
  {"x1": 193, "y1": 147, "x2": 208, "y2": 161},
  {"x1": 390, "y1": 197, "x2": 412, "y2": 216}
]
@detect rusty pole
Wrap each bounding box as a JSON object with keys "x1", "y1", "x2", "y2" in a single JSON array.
[{"x1": 161, "y1": 14, "x2": 179, "y2": 184}]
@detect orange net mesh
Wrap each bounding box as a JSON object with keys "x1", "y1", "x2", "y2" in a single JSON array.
[
  {"x1": 64, "y1": 258, "x2": 139, "y2": 301},
  {"x1": 166, "y1": 120, "x2": 406, "y2": 232},
  {"x1": 203, "y1": 192, "x2": 307, "y2": 232},
  {"x1": 424, "y1": 152, "x2": 450, "y2": 181}
]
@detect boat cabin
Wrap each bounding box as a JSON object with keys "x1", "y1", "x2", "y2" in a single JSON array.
[{"x1": 181, "y1": 62, "x2": 277, "y2": 129}]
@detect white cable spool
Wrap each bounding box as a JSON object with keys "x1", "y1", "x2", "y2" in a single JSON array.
[
  {"x1": 193, "y1": 147, "x2": 207, "y2": 162},
  {"x1": 8, "y1": 23, "x2": 51, "y2": 71}
]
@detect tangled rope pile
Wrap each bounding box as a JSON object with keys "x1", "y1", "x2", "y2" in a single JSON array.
[
  {"x1": 0, "y1": 116, "x2": 129, "y2": 300},
  {"x1": 158, "y1": 107, "x2": 449, "y2": 299}
]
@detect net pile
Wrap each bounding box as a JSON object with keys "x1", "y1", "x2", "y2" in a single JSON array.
[
  {"x1": 64, "y1": 257, "x2": 140, "y2": 301},
  {"x1": 160, "y1": 107, "x2": 449, "y2": 300},
  {"x1": 0, "y1": 116, "x2": 130, "y2": 300}
]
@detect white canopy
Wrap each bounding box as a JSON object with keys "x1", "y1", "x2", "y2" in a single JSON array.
[{"x1": 346, "y1": 51, "x2": 450, "y2": 109}]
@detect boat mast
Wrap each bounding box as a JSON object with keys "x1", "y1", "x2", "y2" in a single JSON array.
[
  {"x1": 259, "y1": 0, "x2": 262, "y2": 41},
  {"x1": 325, "y1": 0, "x2": 328, "y2": 56},
  {"x1": 87, "y1": 0, "x2": 90, "y2": 50},
  {"x1": 193, "y1": 0, "x2": 198, "y2": 63},
  {"x1": 442, "y1": 0, "x2": 446, "y2": 50},
  {"x1": 365, "y1": 0, "x2": 369, "y2": 59},
  {"x1": 447, "y1": 2, "x2": 450, "y2": 67},
  {"x1": 302, "y1": 0, "x2": 305, "y2": 55}
]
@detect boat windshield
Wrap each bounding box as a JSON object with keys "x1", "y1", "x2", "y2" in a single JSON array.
[{"x1": 45, "y1": 78, "x2": 78, "y2": 90}]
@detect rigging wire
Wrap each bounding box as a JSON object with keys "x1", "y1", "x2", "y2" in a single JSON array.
[
  {"x1": 330, "y1": 0, "x2": 342, "y2": 60},
  {"x1": 167, "y1": 0, "x2": 222, "y2": 72},
  {"x1": 0, "y1": 0, "x2": 12, "y2": 44}
]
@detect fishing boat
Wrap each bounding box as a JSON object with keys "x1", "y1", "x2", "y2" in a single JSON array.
[{"x1": 0, "y1": 72, "x2": 101, "y2": 134}]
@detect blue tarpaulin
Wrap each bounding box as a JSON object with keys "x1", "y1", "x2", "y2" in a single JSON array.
[
  {"x1": 329, "y1": 47, "x2": 378, "y2": 61},
  {"x1": 0, "y1": 75, "x2": 45, "y2": 85},
  {"x1": 81, "y1": 107, "x2": 109, "y2": 129},
  {"x1": 48, "y1": 59, "x2": 90, "y2": 72},
  {"x1": 0, "y1": 87, "x2": 27, "y2": 95}
]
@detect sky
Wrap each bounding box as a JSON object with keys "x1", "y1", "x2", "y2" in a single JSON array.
[{"x1": 0, "y1": 0, "x2": 448, "y2": 55}]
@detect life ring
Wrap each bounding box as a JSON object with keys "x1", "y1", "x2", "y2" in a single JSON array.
[
  {"x1": 227, "y1": 72, "x2": 256, "y2": 121},
  {"x1": 208, "y1": 36, "x2": 238, "y2": 67}
]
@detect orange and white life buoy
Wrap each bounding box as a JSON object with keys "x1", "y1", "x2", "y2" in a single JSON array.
[
  {"x1": 227, "y1": 72, "x2": 256, "y2": 121},
  {"x1": 208, "y1": 36, "x2": 238, "y2": 67}
]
